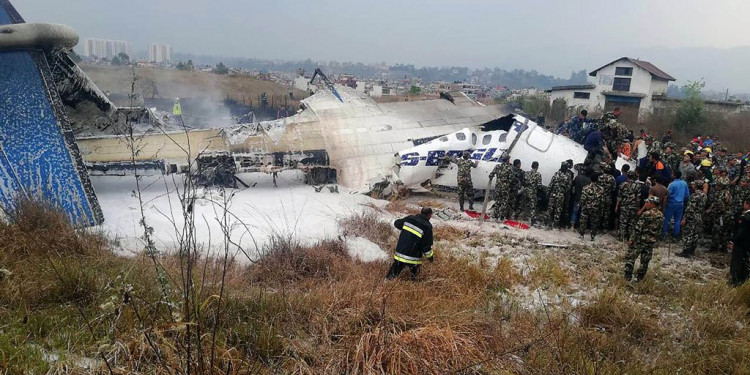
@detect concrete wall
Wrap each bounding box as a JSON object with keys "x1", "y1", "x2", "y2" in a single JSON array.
[
  {"x1": 549, "y1": 90, "x2": 599, "y2": 113},
  {"x1": 652, "y1": 97, "x2": 745, "y2": 115},
  {"x1": 650, "y1": 79, "x2": 668, "y2": 96}
]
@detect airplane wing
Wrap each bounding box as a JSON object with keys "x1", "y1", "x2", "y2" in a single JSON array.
[{"x1": 0, "y1": 0, "x2": 103, "y2": 225}]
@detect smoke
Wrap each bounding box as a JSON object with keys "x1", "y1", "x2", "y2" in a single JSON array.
[{"x1": 135, "y1": 68, "x2": 237, "y2": 128}]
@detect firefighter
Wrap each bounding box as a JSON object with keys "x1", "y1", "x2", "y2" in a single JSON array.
[
  {"x1": 385, "y1": 207, "x2": 435, "y2": 280},
  {"x1": 172, "y1": 97, "x2": 183, "y2": 125}
]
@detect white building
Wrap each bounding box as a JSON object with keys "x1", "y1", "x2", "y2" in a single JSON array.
[
  {"x1": 83, "y1": 38, "x2": 132, "y2": 60},
  {"x1": 148, "y1": 43, "x2": 172, "y2": 63},
  {"x1": 549, "y1": 57, "x2": 675, "y2": 123}
]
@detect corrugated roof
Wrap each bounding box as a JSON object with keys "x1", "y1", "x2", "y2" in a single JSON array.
[{"x1": 589, "y1": 57, "x2": 676, "y2": 81}]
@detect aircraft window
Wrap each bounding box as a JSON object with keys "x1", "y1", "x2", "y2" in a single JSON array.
[
  {"x1": 439, "y1": 136, "x2": 449, "y2": 142},
  {"x1": 482, "y1": 134, "x2": 492, "y2": 145},
  {"x1": 471, "y1": 133, "x2": 477, "y2": 145},
  {"x1": 456, "y1": 132, "x2": 466, "y2": 141},
  {"x1": 498, "y1": 133, "x2": 508, "y2": 142}
]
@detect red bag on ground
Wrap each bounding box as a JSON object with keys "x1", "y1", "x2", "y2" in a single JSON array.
[
  {"x1": 503, "y1": 220, "x2": 530, "y2": 229},
  {"x1": 465, "y1": 210, "x2": 490, "y2": 220}
]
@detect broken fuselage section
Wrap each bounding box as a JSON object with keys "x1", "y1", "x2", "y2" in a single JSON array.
[
  {"x1": 395, "y1": 114, "x2": 632, "y2": 192},
  {"x1": 396, "y1": 115, "x2": 588, "y2": 189}
]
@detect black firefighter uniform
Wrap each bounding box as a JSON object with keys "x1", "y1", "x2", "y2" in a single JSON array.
[{"x1": 386, "y1": 214, "x2": 434, "y2": 279}]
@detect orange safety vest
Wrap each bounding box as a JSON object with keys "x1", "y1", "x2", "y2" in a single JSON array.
[{"x1": 621, "y1": 142, "x2": 631, "y2": 158}]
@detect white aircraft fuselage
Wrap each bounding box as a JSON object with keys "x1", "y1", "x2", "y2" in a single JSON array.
[{"x1": 395, "y1": 115, "x2": 632, "y2": 189}]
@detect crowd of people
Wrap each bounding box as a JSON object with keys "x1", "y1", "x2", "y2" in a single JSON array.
[{"x1": 448, "y1": 109, "x2": 750, "y2": 285}]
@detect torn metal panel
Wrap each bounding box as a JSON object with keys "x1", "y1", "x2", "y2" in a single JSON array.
[
  {"x1": 0, "y1": 0, "x2": 102, "y2": 225},
  {"x1": 224, "y1": 86, "x2": 511, "y2": 188}
]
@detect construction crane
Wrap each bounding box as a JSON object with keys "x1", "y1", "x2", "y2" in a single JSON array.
[{"x1": 309, "y1": 68, "x2": 343, "y2": 103}]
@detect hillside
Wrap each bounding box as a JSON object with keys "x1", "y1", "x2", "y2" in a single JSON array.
[{"x1": 79, "y1": 64, "x2": 307, "y2": 103}]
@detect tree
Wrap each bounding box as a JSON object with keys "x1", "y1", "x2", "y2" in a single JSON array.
[
  {"x1": 673, "y1": 80, "x2": 707, "y2": 133},
  {"x1": 110, "y1": 55, "x2": 121, "y2": 65},
  {"x1": 516, "y1": 94, "x2": 550, "y2": 118},
  {"x1": 117, "y1": 52, "x2": 130, "y2": 64},
  {"x1": 176, "y1": 60, "x2": 195, "y2": 71},
  {"x1": 212, "y1": 62, "x2": 229, "y2": 75},
  {"x1": 409, "y1": 85, "x2": 421, "y2": 95},
  {"x1": 549, "y1": 98, "x2": 568, "y2": 122}
]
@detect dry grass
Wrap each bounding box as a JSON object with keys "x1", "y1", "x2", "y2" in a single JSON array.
[
  {"x1": 579, "y1": 288, "x2": 662, "y2": 342},
  {"x1": 642, "y1": 111, "x2": 750, "y2": 152},
  {"x1": 0, "y1": 200, "x2": 111, "y2": 306},
  {"x1": 416, "y1": 199, "x2": 446, "y2": 210},
  {"x1": 527, "y1": 255, "x2": 572, "y2": 288},
  {"x1": 4, "y1": 201, "x2": 750, "y2": 373},
  {"x1": 384, "y1": 200, "x2": 420, "y2": 215},
  {"x1": 339, "y1": 210, "x2": 397, "y2": 249},
  {"x1": 433, "y1": 224, "x2": 468, "y2": 242},
  {"x1": 81, "y1": 64, "x2": 306, "y2": 102}
]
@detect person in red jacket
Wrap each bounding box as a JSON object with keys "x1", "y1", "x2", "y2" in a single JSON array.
[{"x1": 385, "y1": 207, "x2": 434, "y2": 280}]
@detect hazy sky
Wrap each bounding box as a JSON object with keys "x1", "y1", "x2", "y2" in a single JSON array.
[{"x1": 11, "y1": 0, "x2": 750, "y2": 79}]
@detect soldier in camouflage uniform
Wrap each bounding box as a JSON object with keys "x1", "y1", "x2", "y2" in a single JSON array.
[
  {"x1": 579, "y1": 173, "x2": 605, "y2": 241},
  {"x1": 676, "y1": 180, "x2": 708, "y2": 258},
  {"x1": 713, "y1": 147, "x2": 729, "y2": 170},
  {"x1": 547, "y1": 162, "x2": 573, "y2": 228},
  {"x1": 489, "y1": 153, "x2": 514, "y2": 221},
  {"x1": 708, "y1": 177, "x2": 733, "y2": 252},
  {"x1": 562, "y1": 159, "x2": 575, "y2": 224},
  {"x1": 624, "y1": 196, "x2": 664, "y2": 281},
  {"x1": 617, "y1": 170, "x2": 641, "y2": 241},
  {"x1": 451, "y1": 151, "x2": 478, "y2": 211},
  {"x1": 733, "y1": 177, "x2": 750, "y2": 221},
  {"x1": 523, "y1": 161, "x2": 542, "y2": 224},
  {"x1": 598, "y1": 162, "x2": 616, "y2": 230},
  {"x1": 645, "y1": 136, "x2": 662, "y2": 160},
  {"x1": 728, "y1": 156, "x2": 742, "y2": 184},
  {"x1": 663, "y1": 143, "x2": 681, "y2": 176},
  {"x1": 601, "y1": 119, "x2": 629, "y2": 161},
  {"x1": 510, "y1": 159, "x2": 525, "y2": 219}
]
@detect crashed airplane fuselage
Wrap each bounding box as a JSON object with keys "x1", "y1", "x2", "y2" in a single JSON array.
[
  {"x1": 396, "y1": 117, "x2": 632, "y2": 190},
  {"x1": 77, "y1": 84, "x2": 631, "y2": 193}
]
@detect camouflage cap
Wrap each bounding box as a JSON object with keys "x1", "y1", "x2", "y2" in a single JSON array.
[
  {"x1": 716, "y1": 177, "x2": 730, "y2": 186},
  {"x1": 646, "y1": 196, "x2": 660, "y2": 205},
  {"x1": 645, "y1": 135, "x2": 654, "y2": 141},
  {"x1": 501, "y1": 152, "x2": 511, "y2": 160},
  {"x1": 599, "y1": 161, "x2": 610, "y2": 171},
  {"x1": 665, "y1": 142, "x2": 676, "y2": 149}
]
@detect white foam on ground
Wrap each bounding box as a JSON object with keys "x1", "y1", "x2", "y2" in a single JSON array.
[
  {"x1": 91, "y1": 170, "x2": 384, "y2": 261},
  {"x1": 346, "y1": 236, "x2": 388, "y2": 262}
]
